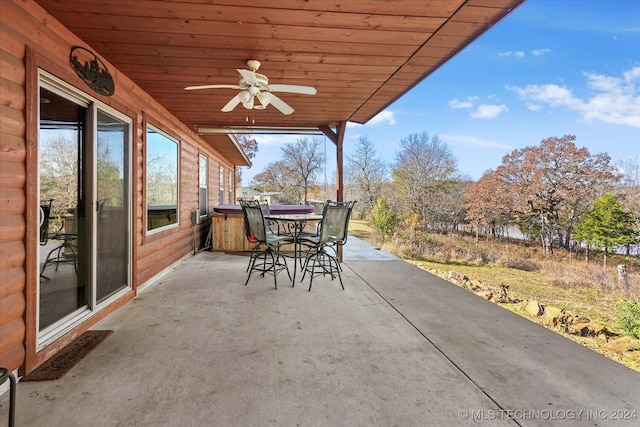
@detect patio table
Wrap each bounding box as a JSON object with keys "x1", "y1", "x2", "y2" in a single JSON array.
[{"x1": 264, "y1": 213, "x2": 323, "y2": 284}]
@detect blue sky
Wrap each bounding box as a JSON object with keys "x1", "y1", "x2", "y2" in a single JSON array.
[{"x1": 242, "y1": 0, "x2": 640, "y2": 185}]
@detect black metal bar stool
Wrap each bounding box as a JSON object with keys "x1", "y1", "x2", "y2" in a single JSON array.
[{"x1": 0, "y1": 368, "x2": 15, "y2": 427}]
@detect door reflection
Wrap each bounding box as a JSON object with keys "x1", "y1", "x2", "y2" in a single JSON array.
[{"x1": 38, "y1": 87, "x2": 88, "y2": 331}]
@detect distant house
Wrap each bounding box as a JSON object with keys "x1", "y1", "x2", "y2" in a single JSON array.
[{"x1": 236, "y1": 187, "x2": 290, "y2": 205}]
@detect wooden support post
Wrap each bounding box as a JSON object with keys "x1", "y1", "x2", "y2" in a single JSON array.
[{"x1": 319, "y1": 121, "x2": 347, "y2": 260}]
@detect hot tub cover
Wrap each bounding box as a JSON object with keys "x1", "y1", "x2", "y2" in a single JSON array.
[{"x1": 213, "y1": 204, "x2": 315, "y2": 215}]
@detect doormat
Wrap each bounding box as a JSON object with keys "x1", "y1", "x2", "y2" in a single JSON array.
[{"x1": 22, "y1": 330, "x2": 113, "y2": 381}]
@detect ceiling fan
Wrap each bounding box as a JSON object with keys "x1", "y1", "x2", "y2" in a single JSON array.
[{"x1": 185, "y1": 60, "x2": 317, "y2": 115}]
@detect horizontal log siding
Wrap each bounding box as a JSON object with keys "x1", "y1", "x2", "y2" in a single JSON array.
[
  {"x1": 0, "y1": 0, "x2": 239, "y2": 373},
  {"x1": 0, "y1": 16, "x2": 27, "y2": 371}
]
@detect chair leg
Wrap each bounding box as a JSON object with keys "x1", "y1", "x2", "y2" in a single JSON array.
[
  {"x1": 331, "y1": 256, "x2": 344, "y2": 289},
  {"x1": 244, "y1": 254, "x2": 259, "y2": 286},
  {"x1": 276, "y1": 246, "x2": 291, "y2": 283},
  {"x1": 268, "y1": 250, "x2": 278, "y2": 289},
  {"x1": 308, "y1": 254, "x2": 320, "y2": 291}
]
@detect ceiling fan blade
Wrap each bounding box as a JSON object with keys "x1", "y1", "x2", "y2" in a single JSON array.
[
  {"x1": 267, "y1": 84, "x2": 317, "y2": 95},
  {"x1": 237, "y1": 68, "x2": 258, "y2": 85},
  {"x1": 221, "y1": 93, "x2": 242, "y2": 112},
  {"x1": 267, "y1": 93, "x2": 294, "y2": 115},
  {"x1": 185, "y1": 84, "x2": 241, "y2": 90}
]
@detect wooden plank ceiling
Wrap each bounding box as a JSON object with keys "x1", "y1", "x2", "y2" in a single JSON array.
[{"x1": 34, "y1": 0, "x2": 524, "y2": 164}]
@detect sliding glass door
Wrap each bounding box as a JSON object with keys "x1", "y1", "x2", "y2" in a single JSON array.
[
  {"x1": 38, "y1": 73, "x2": 131, "y2": 340},
  {"x1": 38, "y1": 87, "x2": 88, "y2": 331},
  {"x1": 96, "y1": 111, "x2": 129, "y2": 303}
]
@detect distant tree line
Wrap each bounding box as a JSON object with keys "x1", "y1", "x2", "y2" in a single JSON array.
[{"x1": 249, "y1": 132, "x2": 639, "y2": 259}]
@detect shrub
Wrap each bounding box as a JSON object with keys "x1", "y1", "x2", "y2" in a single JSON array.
[
  {"x1": 370, "y1": 197, "x2": 398, "y2": 242},
  {"x1": 615, "y1": 299, "x2": 640, "y2": 339}
]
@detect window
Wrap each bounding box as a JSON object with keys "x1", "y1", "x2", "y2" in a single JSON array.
[
  {"x1": 219, "y1": 165, "x2": 225, "y2": 204},
  {"x1": 146, "y1": 126, "x2": 179, "y2": 232},
  {"x1": 199, "y1": 154, "x2": 208, "y2": 216},
  {"x1": 228, "y1": 170, "x2": 233, "y2": 204}
]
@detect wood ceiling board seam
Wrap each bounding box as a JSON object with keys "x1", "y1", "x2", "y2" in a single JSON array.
[
  {"x1": 72, "y1": 31, "x2": 422, "y2": 57},
  {"x1": 38, "y1": 1, "x2": 451, "y2": 33},
  {"x1": 41, "y1": 12, "x2": 435, "y2": 46}
]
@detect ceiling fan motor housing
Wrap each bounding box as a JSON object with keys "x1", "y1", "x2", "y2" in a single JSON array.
[{"x1": 240, "y1": 73, "x2": 269, "y2": 91}]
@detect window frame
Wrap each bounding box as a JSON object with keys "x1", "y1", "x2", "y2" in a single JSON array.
[
  {"x1": 145, "y1": 124, "x2": 180, "y2": 234},
  {"x1": 199, "y1": 154, "x2": 208, "y2": 217},
  {"x1": 219, "y1": 165, "x2": 225, "y2": 204}
]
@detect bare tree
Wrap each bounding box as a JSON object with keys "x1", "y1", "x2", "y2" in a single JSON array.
[
  {"x1": 391, "y1": 132, "x2": 459, "y2": 231},
  {"x1": 235, "y1": 135, "x2": 259, "y2": 185},
  {"x1": 617, "y1": 157, "x2": 640, "y2": 216},
  {"x1": 345, "y1": 135, "x2": 386, "y2": 219},
  {"x1": 40, "y1": 133, "x2": 78, "y2": 217},
  {"x1": 615, "y1": 157, "x2": 640, "y2": 255},
  {"x1": 281, "y1": 137, "x2": 324, "y2": 204}
]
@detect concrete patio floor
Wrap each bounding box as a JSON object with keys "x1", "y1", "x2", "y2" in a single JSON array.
[{"x1": 6, "y1": 237, "x2": 640, "y2": 426}]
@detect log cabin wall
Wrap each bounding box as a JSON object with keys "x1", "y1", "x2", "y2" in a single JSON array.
[{"x1": 0, "y1": 0, "x2": 236, "y2": 374}]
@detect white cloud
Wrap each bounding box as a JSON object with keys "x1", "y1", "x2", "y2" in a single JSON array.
[
  {"x1": 532, "y1": 48, "x2": 551, "y2": 56},
  {"x1": 507, "y1": 84, "x2": 580, "y2": 107},
  {"x1": 499, "y1": 50, "x2": 525, "y2": 58},
  {"x1": 449, "y1": 96, "x2": 478, "y2": 109},
  {"x1": 507, "y1": 66, "x2": 640, "y2": 127},
  {"x1": 367, "y1": 109, "x2": 396, "y2": 126},
  {"x1": 442, "y1": 134, "x2": 512, "y2": 150},
  {"x1": 470, "y1": 104, "x2": 509, "y2": 119}
]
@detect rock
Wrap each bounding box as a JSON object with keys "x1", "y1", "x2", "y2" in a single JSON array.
[
  {"x1": 573, "y1": 316, "x2": 590, "y2": 324},
  {"x1": 476, "y1": 290, "x2": 494, "y2": 301},
  {"x1": 568, "y1": 320, "x2": 609, "y2": 337},
  {"x1": 602, "y1": 336, "x2": 640, "y2": 352},
  {"x1": 570, "y1": 322, "x2": 591, "y2": 336},
  {"x1": 525, "y1": 300, "x2": 542, "y2": 316},
  {"x1": 543, "y1": 305, "x2": 564, "y2": 322},
  {"x1": 587, "y1": 322, "x2": 608, "y2": 336}
]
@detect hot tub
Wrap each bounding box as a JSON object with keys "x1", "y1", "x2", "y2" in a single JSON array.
[{"x1": 211, "y1": 204, "x2": 315, "y2": 251}]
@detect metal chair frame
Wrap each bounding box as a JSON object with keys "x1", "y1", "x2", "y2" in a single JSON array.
[
  {"x1": 240, "y1": 200, "x2": 293, "y2": 289},
  {"x1": 300, "y1": 200, "x2": 355, "y2": 291}
]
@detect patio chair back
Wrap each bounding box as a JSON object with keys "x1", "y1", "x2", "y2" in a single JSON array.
[
  {"x1": 39, "y1": 199, "x2": 53, "y2": 245},
  {"x1": 318, "y1": 200, "x2": 355, "y2": 246},
  {"x1": 240, "y1": 200, "x2": 267, "y2": 243}
]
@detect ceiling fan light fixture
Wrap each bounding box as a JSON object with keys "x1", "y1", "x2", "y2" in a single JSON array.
[
  {"x1": 243, "y1": 97, "x2": 255, "y2": 110},
  {"x1": 257, "y1": 92, "x2": 271, "y2": 107},
  {"x1": 237, "y1": 90, "x2": 251, "y2": 103}
]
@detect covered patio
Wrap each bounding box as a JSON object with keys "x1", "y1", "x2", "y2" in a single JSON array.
[{"x1": 7, "y1": 238, "x2": 639, "y2": 426}]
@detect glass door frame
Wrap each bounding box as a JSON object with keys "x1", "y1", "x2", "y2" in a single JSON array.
[{"x1": 37, "y1": 71, "x2": 132, "y2": 349}]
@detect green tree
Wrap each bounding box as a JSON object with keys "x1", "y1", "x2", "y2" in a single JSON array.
[
  {"x1": 370, "y1": 196, "x2": 398, "y2": 242},
  {"x1": 573, "y1": 193, "x2": 639, "y2": 267}
]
